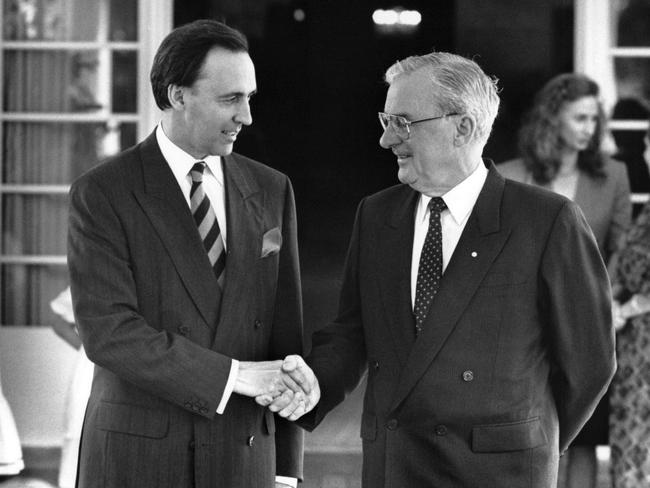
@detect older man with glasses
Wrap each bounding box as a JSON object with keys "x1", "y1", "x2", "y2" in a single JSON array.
[{"x1": 265, "y1": 51, "x2": 616, "y2": 488}]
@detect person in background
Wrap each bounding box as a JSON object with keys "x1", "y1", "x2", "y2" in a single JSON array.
[
  {"x1": 611, "y1": 98, "x2": 650, "y2": 195},
  {"x1": 50, "y1": 287, "x2": 93, "y2": 488},
  {"x1": 609, "y1": 118, "x2": 650, "y2": 488},
  {"x1": 498, "y1": 72, "x2": 632, "y2": 488},
  {"x1": 0, "y1": 371, "x2": 23, "y2": 480}
]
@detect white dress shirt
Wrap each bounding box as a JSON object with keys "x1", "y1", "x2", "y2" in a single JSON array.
[
  {"x1": 156, "y1": 124, "x2": 238, "y2": 414},
  {"x1": 156, "y1": 125, "x2": 297, "y2": 487},
  {"x1": 411, "y1": 162, "x2": 488, "y2": 309}
]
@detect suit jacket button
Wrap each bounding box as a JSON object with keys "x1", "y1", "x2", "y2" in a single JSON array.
[
  {"x1": 386, "y1": 419, "x2": 398, "y2": 430},
  {"x1": 462, "y1": 370, "x2": 474, "y2": 382},
  {"x1": 434, "y1": 425, "x2": 448, "y2": 436},
  {"x1": 188, "y1": 440, "x2": 195, "y2": 451},
  {"x1": 247, "y1": 435, "x2": 255, "y2": 447},
  {"x1": 371, "y1": 360, "x2": 379, "y2": 371},
  {"x1": 254, "y1": 319, "x2": 262, "y2": 329},
  {"x1": 178, "y1": 325, "x2": 190, "y2": 336}
]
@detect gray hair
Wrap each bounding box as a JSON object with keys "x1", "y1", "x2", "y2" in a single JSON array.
[{"x1": 385, "y1": 52, "x2": 500, "y2": 145}]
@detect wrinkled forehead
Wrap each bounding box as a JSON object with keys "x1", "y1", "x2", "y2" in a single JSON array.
[{"x1": 384, "y1": 69, "x2": 439, "y2": 116}]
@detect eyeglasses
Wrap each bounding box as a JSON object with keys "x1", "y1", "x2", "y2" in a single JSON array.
[{"x1": 378, "y1": 112, "x2": 459, "y2": 139}]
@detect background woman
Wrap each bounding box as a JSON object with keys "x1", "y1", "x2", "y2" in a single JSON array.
[
  {"x1": 499, "y1": 72, "x2": 632, "y2": 488},
  {"x1": 609, "y1": 118, "x2": 650, "y2": 488}
]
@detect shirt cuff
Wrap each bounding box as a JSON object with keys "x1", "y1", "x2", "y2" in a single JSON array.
[
  {"x1": 216, "y1": 359, "x2": 239, "y2": 414},
  {"x1": 275, "y1": 476, "x2": 298, "y2": 487}
]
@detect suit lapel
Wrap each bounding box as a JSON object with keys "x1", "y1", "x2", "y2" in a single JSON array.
[
  {"x1": 378, "y1": 188, "x2": 419, "y2": 366},
  {"x1": 390, "y1": 165, "x2": 512, "y2": 411},
  {"x1": 133, "y1": 132, "x2": 221, "y2": 329},
  {"x1": 212, "y1": 154, "x2": 264, "y2": 349}
]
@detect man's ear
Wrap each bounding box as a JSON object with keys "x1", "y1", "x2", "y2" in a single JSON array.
[
  {"x1": 167, "y1": 84, "x2": 185, "y2": 109},
  {"x1": 454, "y1": 114, "x2": 476, "y2": 146}
]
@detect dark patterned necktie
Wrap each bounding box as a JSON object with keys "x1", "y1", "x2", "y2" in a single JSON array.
[
  {"x1": 189, "y1": 162, "x2": 226, "y2": 288},
  {"x1": 413, "y1": 197, "x2": 447, "y2": 335}
]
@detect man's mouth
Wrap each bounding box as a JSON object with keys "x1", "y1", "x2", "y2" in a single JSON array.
[{"x1": 222, "y1": 129, "x2": 240, "y2": 141}]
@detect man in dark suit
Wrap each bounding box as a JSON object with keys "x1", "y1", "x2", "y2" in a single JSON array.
[
  {"x1": 67, "y1": 20, "x2": 309, "y2": 488},
  {"x1": 275, "y1": 52, "x2": 616, "y2": 487}
]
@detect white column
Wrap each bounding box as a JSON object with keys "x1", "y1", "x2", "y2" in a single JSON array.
[
  {"x1": 574, "y1": 0, "x2": 617, "y2": 112},
  {"x1": 137, "y1": 0, "x2": 173, "y2": 140}
]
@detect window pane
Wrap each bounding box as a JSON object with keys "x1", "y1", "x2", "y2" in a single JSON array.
[
  {"x1": 2, "y1": 194, "x2": 67, "y2": 255},
  {"x1": 112, "y1": 51, "x2": 137, "y2": 113},
  {"x1": 110, "y1": 0, "x2": 137, "y2": 41},
  {"x1": 613, "y1": 57, "x2": 650, "y2": 109},
  {"x1": 611, "y1": 0, "x2": 650, "y2": 47},
  {"x1": 120, "y1": 122, "x2": 137, "y2": 149},
  {"x1": 613, "y1": 127, "x2": 650, "y2": 193},
  {"x1": 3, "y1": 0, "x2": 101, "y2": 41},
  {"x1": 2, "y1": 121, "x2": 137, "y2": 184},
  {"x1": 1, "y1": 264, "x2": 68, "y2": 325},
  {"x1": 4, "y1": 50, "x2": 104, "y2": 113}
]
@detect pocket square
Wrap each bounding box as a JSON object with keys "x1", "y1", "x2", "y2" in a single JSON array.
[{"x1": 261, "y1": 227, "x2": 282, "y2": 258}]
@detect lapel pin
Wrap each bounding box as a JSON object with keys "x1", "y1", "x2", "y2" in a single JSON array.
[{"x1": 471, "y1": 251, "x2": 478, "y2": 258}]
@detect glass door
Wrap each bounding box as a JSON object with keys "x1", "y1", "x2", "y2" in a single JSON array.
[{"x1": 0, "y1": 0, "x2": 170, "y2": 326}]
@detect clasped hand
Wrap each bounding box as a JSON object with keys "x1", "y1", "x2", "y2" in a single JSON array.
[{"x1": 235, "y1": 355, "x2": 320, "y2": 421}]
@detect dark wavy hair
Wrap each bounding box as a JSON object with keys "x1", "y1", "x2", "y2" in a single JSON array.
[
  {"x1": 150, "y1": 19, "x2": 248, "y2": 110},
  {"x1": 518, "y1": 73, "x2": 607, "y2": 184}
]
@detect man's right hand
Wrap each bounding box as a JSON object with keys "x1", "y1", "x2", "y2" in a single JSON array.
[
  {"x1": 233, "y1": 356, "x2": 320, "y2": 420},
  {"x1": 255, "y1": 355, "x2": 321, "y2": 421},
  {"x1": 233, "y1": 359, "x2": 287, "y2": 398}
]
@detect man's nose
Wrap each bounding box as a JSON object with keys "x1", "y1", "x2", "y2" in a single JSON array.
[
  {"x1": 235, "y1": 100, "x2": 253, "y2": 126},
  {"x1": 379, "y1": 126, "x2": 400, "y2": 149}
]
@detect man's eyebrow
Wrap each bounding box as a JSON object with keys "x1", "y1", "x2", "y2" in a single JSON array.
[
  {"x1": 386, "y1": 111, "x2": 410, "y2": 118},
  {"x1": 219, "y1": 89, "x2": 258, "y2": 98}
]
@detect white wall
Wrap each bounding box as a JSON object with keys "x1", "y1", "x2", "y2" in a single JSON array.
[{"x1": 0, "y1": 327, "x2": 79, "y2": 447}]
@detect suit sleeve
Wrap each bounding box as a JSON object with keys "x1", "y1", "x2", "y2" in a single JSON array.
[
  {"x1": 68, "y1": 175, "x2": 232, "y2": 418},
  {"x1": 540, "y1": 200, "x2": 616, "y2": 452},
  {"x1": 299, "y1": 199, "x2": 369, "y2": 431},
  {"x1": 270, "y1": 177, "x2": 305, "y2": 480}
]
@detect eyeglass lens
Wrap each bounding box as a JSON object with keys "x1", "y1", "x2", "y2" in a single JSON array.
[{"x1": 380, "y1": 113, "x2": 408, "y2": 136}]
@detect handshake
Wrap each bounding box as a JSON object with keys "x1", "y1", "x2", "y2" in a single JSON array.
[{"x1": 234, "y1": 355, "x2": 321, "y2": 421}]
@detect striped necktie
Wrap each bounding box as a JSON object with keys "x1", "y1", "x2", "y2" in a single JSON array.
[
  {"x1": 189, "y1": 161, "x2": 226, "y2": 288},
  {"x1": 413, "y1": 197, "x2": 446, "y2": 335}
]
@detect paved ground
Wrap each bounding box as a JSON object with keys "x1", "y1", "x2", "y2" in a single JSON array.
[{"x1": 0, "y1": 448, "x2": 614, "y2": 488}]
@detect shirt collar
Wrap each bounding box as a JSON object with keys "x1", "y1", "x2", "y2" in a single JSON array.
[
  {"x1": 155, "y1": 123, "x2": 223, "y2": 185},
  {"x1": 417, "y1": 160, "x2": 488, "y2": 225}
]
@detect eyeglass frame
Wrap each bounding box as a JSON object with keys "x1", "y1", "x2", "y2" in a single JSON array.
[{"x1": 378, "y1": 111, "x2": 460, "y2": 139}]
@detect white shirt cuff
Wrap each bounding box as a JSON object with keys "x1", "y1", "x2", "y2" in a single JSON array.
[
  {"x1": 275, "y1": 476, "x2": 298, "y2": 487},
  {"x1": 216, "y1": 359, "x2": 239, "y2": 414}
]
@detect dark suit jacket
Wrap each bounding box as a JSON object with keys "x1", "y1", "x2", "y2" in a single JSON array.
[
  {"x1": 498, "y1": 157, "x2": 631, "y2": 261},
  {"x1": 68, "y1": 132, "x2": 304, "y2": 488},
  {"x1": 301, "y1": 163, "x2": 615, "y2": 488}
]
